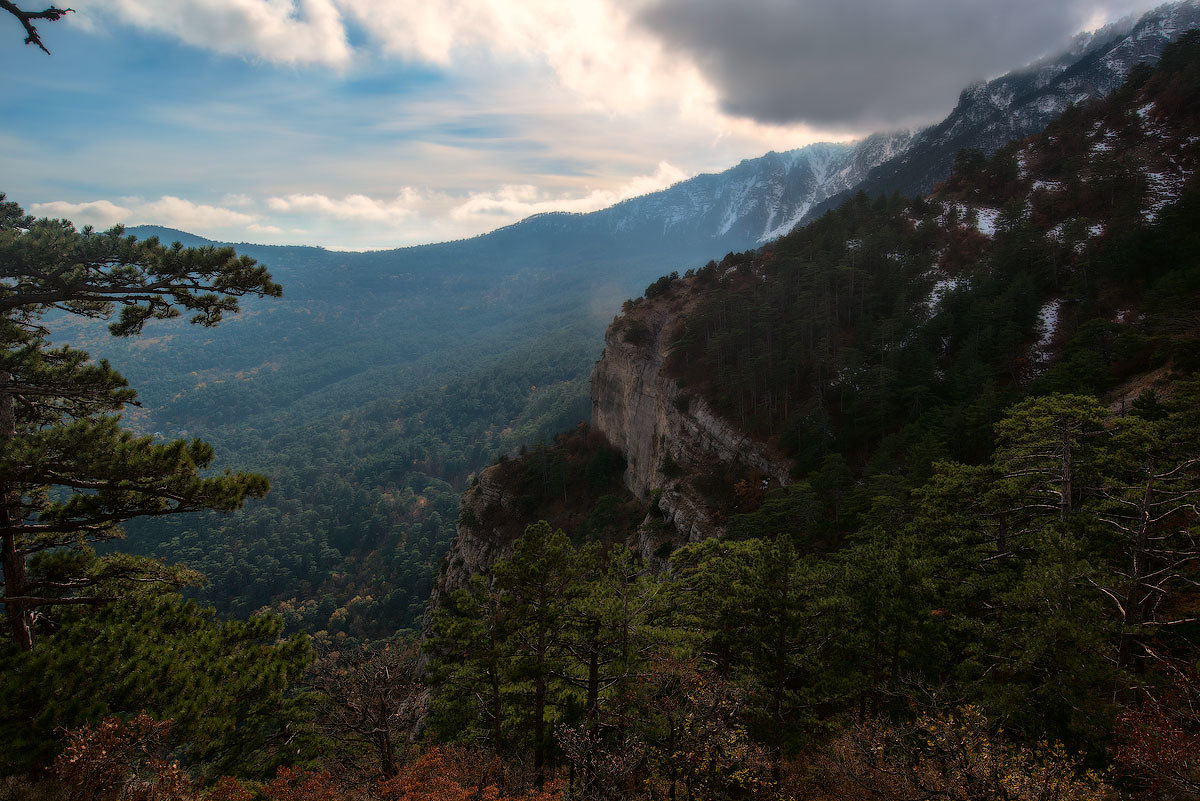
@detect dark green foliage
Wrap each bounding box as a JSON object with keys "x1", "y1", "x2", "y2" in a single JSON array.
[
  {"x1": 643, "y1": 272, "x2": 679, "y2": 300},
  {"x1": 0, "y1": 196, "x2": 277, "y2": 650},
  {"x1": 422, "y1": 43, "x2": 1200, "y2": 785},
  {"x1": 0, "y1": 594, "x2": 316, "y2": 778},
  {"x1": 0, "y1": 197, "x2": 319, "y2": 781},
  {"x1": 464, "y1": 425, "x2": 643, "y2": 553},
  {"x1": 70, "y1": 173, "x2": 755, "y2": 638}
]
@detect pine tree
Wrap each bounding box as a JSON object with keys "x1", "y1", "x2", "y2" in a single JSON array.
[
  {"x1": 493, "y1": 521, "x2": 589, "y2": 785},
  {"x1": 0, "y1": 195, "x2": 281, "y2": 649}
]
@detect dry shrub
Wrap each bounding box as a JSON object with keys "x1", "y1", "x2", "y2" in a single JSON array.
[
  {"x1": 1113, "y1": 664, "x2": 1200, "y2": 798},
  {"x1": 377, "y1": 747, "x2": 562, "y2": 801},
  {"x1": 811, "y1": 707, "x2": 1111, "y2": 801},
  {"x1": 54, "y1": 713, "x2": 194, "y2": 801}
]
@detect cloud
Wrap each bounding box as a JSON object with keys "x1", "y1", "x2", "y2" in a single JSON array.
[
  {"x1": 29, "y1": 199, "x2": 132, "y2": 229},
  {"x1": 24, "y1": 161, "x2": 688, "y2": 251},
  {"x1": 266, "y1": 190, "x2": 423, "y2": 222},
  {"x1": 334, "y1": 0, "x2": 713, "y2": 114},
  {"x1": 86, "y1": 0, "x2": 1168, "y2": 147},
  {"x1": 17, "y1": 0, "x2": 1170, "y2": 251},
  {"x1": 449, "y1": 161, "x2": 687, "y2": 224},
  {"x1": 634, "y1": 0, "x2": 1166, "y2": 129},
  {"x1": 29, "y1": 196, "x2": 255, "y2": 235},
  {"x1": 99, "y1": 0, "x2": 351, "y2": 66},
  {"x1": 95, "y1": 0, "x2": 714, "y2": 116}
]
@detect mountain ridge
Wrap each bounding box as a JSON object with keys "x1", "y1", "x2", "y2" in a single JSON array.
[{"x1": 126, "y1": 4, "x2": 1200, "y2": 265}]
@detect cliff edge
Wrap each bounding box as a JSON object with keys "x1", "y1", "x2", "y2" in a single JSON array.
[{"x1": 591, "y1": 275, "x2": 792, "y2": 543}]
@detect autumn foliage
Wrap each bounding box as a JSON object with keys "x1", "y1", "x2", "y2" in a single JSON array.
[
  {"x1": 1113, "y1": 665, "x2": 1200, "y2": 796},
  {"x1": 54, "y1": 713, "x2": 193, "y2": 801},
  {"x1": 50, "y1": 719, "x2": 564, "y2": 801},
  {"x1": 378, "y1": 748, "x2": 562, "y2": 801},
  {"x1": 810, "y1": 707, "x2": 1110, "y2": 801}
]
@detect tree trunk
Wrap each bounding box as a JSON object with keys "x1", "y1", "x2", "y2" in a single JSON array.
[
  {"x1": 0, "y1": 372, "x2": 32, "y2": 651},
  {"x1": 377, "y1": 697, "x2": 397, "y2": 778}
]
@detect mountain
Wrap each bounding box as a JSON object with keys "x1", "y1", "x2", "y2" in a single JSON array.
[
  {"x1": 568, "y1": 136, "x2": 912, "y2": 249},
  {"x1": 805, "y1": 0, "x2": 1200, "y2": 221},
  {"x1": 98, "y1": 4, "x2": 1200, "y2": 639},
  {"x1": 433, "y1": 20, "x2": 1200, "y2": 645},
  {"x1": 126, "y1": 139, "x2": 902, "y2": 281},
  {"x1": 586, "y1": 25, "x2": 1200, "y2": 545},
  {"x1": 424, "y1": 35, "x2": 1200, "y2": 790},
  {"x1": 432, "y1": 23, "x2": 1200, "y2": 611}
]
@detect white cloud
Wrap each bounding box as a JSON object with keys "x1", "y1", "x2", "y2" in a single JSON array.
[
  {"x1": 24, "y1": 161, "x2": 688, "y2": 251},
  {"x1": 21, "y1": 0, "x2": 1171, "y2": 250},
  {"x1": 333, "y1": 0, "x2": 714, "y2": 114},
  {"x1": 450, "y1": 160, "x2": 687, "y2": 224},
  {"x1": 140, "y1": 196, "x2": 256, "y2": 228},
  {"x1": 99, "y1": 0, "x2": 351, "y2": 66},
  {"x1": 266, "y1": 190, "x2": 424, "y2": 222},
  {"x1": 29, "y1": 199, "x2": 132, "y2": 229},
  {"x1": 94, "y1": 0, "x2": 734, "y2": 130},
  {"x1": 29, "y1": 196, "x2": 255, "y2": 236},
  {"x1": 91, "y1": 0, "x2": 1164, "y2": 130}
]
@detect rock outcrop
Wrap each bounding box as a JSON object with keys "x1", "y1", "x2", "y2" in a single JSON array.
[
  {"x1": 425, "y1": 463, "x2": 516, "y2": 615},
  {"x1": 591, "y1": 284, "x2": 791, "y2": 543},
  {"x1": 427, "y1": 423, "x2": 648, "y2": 615}
]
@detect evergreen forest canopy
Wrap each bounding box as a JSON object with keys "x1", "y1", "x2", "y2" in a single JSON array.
[{"x1": 3, "y1": 20, "x2": 1200, "y2": 801}]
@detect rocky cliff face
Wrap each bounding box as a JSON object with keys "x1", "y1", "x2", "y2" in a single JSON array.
[
  {"x1": 591, "y1": 283, "x2": 791, "y2": 543},
  {"x1": 426, "y1": 463, "x2": 516, "y2": 614},
  {"x1": 429, "y1": 276, "x2": 795, "y2": 617}
]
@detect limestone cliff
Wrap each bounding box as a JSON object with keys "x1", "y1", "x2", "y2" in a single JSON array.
[
  {"x1": 591, "y1": 280, "x2": 791, "y2": 543},
  {"x1": 429, "y1": 275, "x2": 793, "y2": 617}
]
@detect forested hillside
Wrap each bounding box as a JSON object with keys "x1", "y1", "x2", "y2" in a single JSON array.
[
  {"x1": 63, "y1": 139, "x2": 892, "y2": 637},
  {"x1": 422, "y1": 32, "x2": 1200, "y2": 801}
]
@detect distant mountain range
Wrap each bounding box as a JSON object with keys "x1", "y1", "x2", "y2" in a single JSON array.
[{"x1": 131, "y1": 2, "x2": 1200, "y2": 269}]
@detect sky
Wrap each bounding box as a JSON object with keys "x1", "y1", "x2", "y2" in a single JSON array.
[{"x1": 0, "y1": 0, "x2": 1173, "y2": 250}]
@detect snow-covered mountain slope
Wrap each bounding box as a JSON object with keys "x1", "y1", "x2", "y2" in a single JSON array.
[
  {"x1": 579, "y1": 136, "x2": 910, "y2": 249},
  {"x1": 805, "y1": 0, "x2": 1200, "y2": 223},
  {"x1": 491, "y1": 2, "x2": 1199, "y2": 258},
  {"x1": 447, "y1": 134, "x2": 913, "y2": 267}
]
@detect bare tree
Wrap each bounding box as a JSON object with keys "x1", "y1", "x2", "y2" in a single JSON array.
[
  {"x1": 308, "y1": 639, "x2": 425, "y2": 781},
  {"x1": 2, "y1": 2, "x2": 72, "y2": 54}
]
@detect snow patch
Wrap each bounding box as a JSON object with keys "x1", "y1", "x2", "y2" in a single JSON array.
[
  {"x1": 1143, "y1": 168, "x2": 1191, "y2": 222},
  {"x1": 974, "y1": 207, "x2": 1001, "y2": 237},
  {"x1": 1031, "y1": 180, "x2": 1063, "y2": 193},
  {"x1": 1032, "y1": 299, "x2": 1063, "y2": 365},
  {"x1": 925, "y1": 274, "x2": 968, "y2": 315},
  {"x1": 1017, "y1": 149, "x2": 1031, "y2": 180}
]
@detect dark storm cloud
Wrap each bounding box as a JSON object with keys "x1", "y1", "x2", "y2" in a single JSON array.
[{"x1": 636, "y1": 0, "x2": 1136, "y2": 129}]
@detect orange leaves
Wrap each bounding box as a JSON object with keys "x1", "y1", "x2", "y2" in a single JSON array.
[
  {"x1": 257, "y1": 767, "x2": 343, "y2": 801},
  {"x1": 53, "y1": 713, "x2": 193, "y2": 801},
  {"x1": 377, "y1": 748, "x2": 562, "y2": 801}
]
